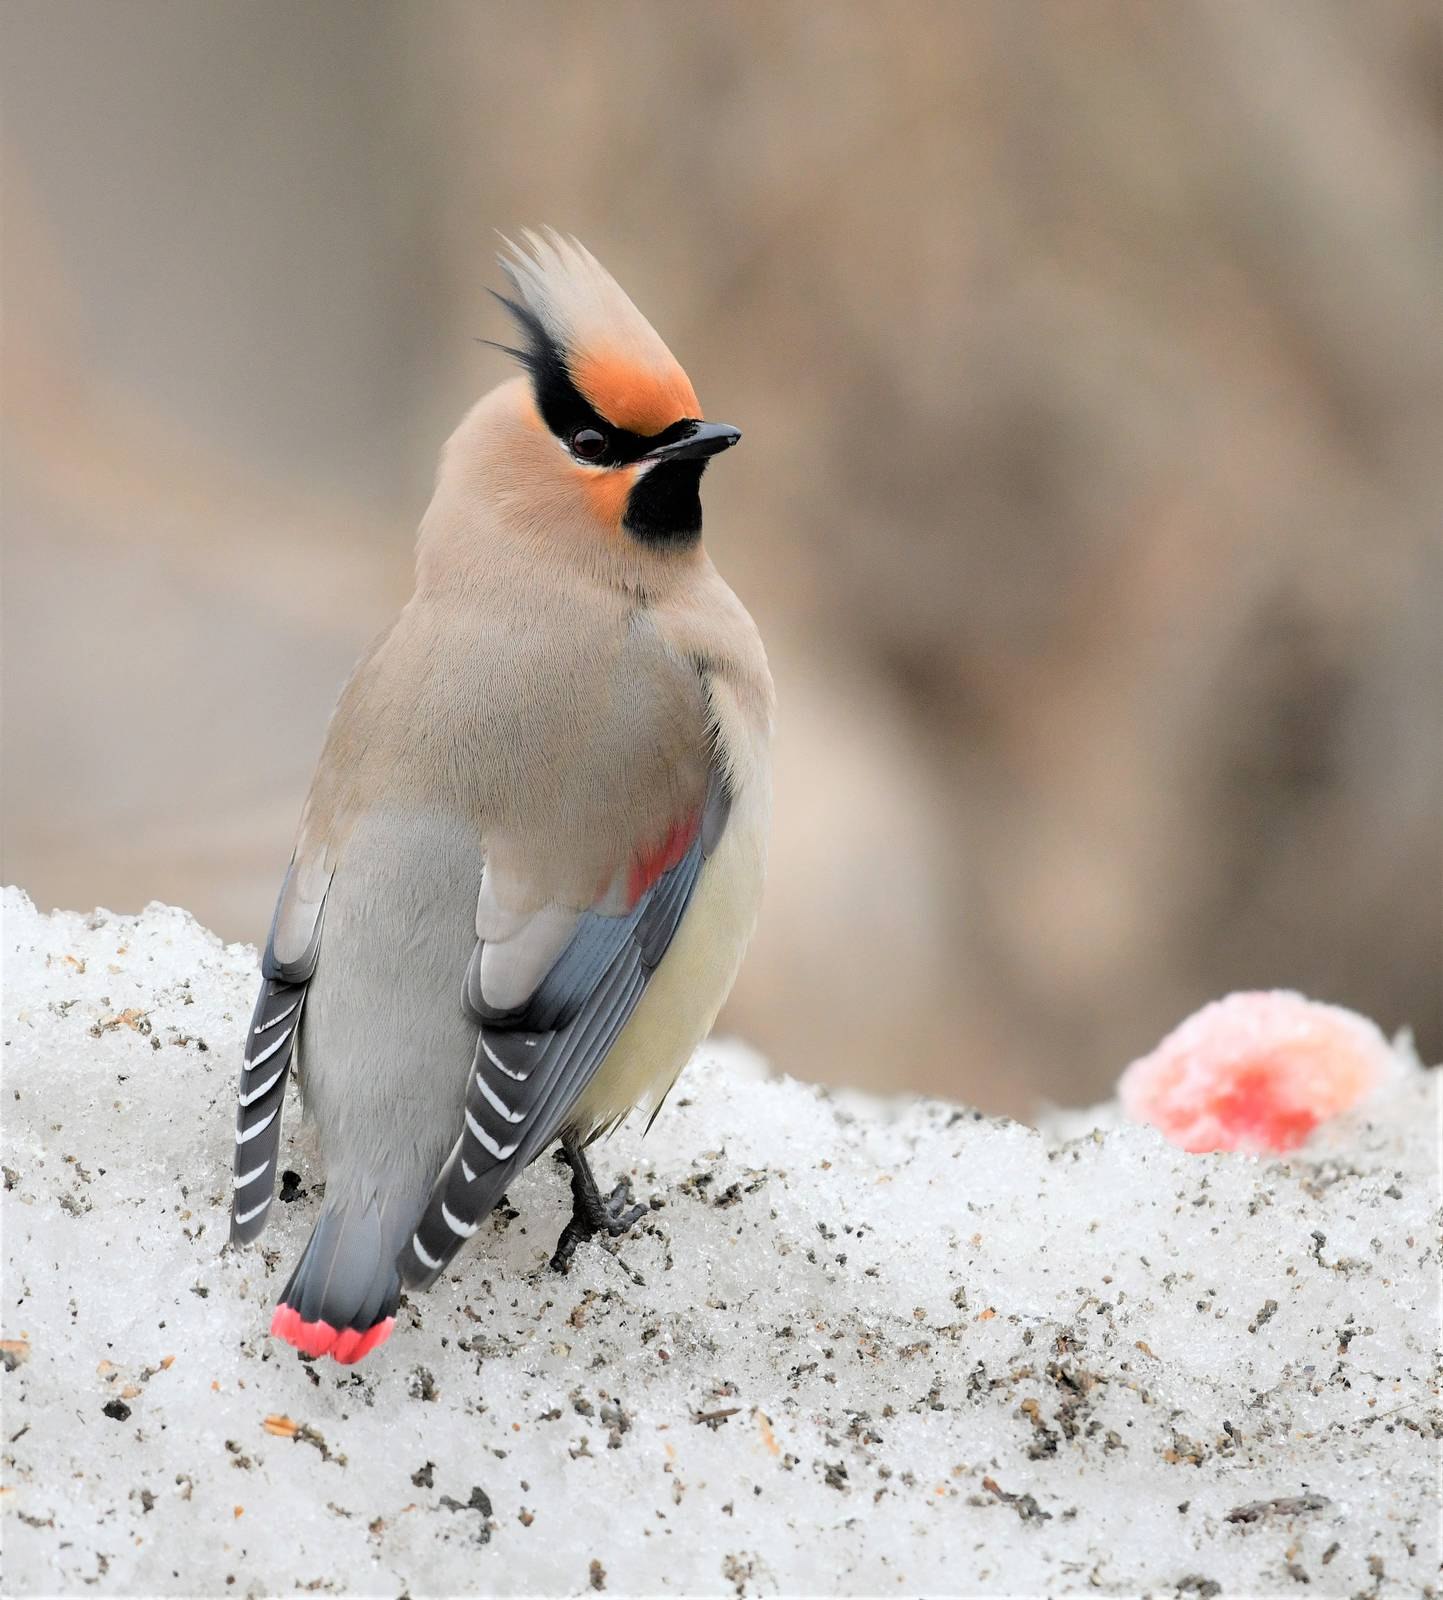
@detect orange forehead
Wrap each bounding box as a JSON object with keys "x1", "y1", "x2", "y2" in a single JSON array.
[{"x1": 572, "y1": 347, "x2": 699, "y2": 436}]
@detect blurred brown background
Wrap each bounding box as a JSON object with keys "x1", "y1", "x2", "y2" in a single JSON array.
[{"x1": 3, "y1": 0, "x2": 1439, "y2": 1113}]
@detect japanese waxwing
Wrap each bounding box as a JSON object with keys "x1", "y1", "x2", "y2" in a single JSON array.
[{"x1": 229, "y1": 230, "x2": 773, "y2": 1365}]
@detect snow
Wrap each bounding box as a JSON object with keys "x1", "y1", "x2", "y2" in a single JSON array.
[{"x1": 3, "y1": 887, "x2": 1439, "y2": 1598}]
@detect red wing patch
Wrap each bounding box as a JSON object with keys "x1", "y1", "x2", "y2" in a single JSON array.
[{"x1": 628, "y1": 813, "x2": 701, "y2": 908}]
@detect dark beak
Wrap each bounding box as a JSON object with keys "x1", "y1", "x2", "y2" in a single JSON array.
[{"x1": 642, "y1": 420, "x2": 742, "y2": 464}]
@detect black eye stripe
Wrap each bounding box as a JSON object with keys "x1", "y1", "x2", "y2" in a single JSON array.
[
  {"x1": 490, "y1": 292, "x2": 695, "y2": 467},
  {"x1": 642, "y1": 420, "x2": 699, "y2": 453}
]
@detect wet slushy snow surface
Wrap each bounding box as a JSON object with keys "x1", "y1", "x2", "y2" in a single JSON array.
[{"x1": 3, "y1": 889, "x2": 1438, "y2": 1596}]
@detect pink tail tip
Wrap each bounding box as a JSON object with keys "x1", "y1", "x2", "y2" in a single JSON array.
[
  {"x1": 334, "y1": 1319, "x2": 395, "y2": 1365},
  {"x1": 270, "y1": 1303, "x2": 395, "y2": 1365}
]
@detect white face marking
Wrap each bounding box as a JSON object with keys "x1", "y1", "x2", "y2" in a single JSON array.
[{"x1": 554, "y1": 432, "x2": 606, "y2": 471}]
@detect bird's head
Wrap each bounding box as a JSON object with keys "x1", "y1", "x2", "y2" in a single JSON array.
[{"x1": 455, "y1": 231, "x2": 739, "y2": 556}]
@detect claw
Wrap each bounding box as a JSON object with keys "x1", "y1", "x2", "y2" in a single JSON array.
[{"x1": 551, "y1": 1141, "x2": 649, "y2": 1270}]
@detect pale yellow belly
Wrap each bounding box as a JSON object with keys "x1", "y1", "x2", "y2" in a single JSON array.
[{"x1": 567, "y1": 778, "x2": 768, "y2": 1139}]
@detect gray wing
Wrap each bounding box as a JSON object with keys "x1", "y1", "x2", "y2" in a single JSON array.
[
  {"x1": 399, "y1": 768, "x2": 731, "y2": 1290},
  {"x1": 229, "y1": 852, "x2": 330, "y2": 1244}
]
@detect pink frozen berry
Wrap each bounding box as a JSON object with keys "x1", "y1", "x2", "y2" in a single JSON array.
[{"x1": 1118, "y1": 991, "x2": 1403, "y2": 1154}]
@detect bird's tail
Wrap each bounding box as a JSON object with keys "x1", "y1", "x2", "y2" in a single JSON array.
[{"x1": 270, "y1": 1195, "x2": 411, "y2": 1365}]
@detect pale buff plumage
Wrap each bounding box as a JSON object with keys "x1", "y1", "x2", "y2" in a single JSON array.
[{"x1": 230, "y1": 233, "x2": 772, "y2": 1366}]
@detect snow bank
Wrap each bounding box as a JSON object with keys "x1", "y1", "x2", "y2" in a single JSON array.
[{"x1": 3, "y1": 888, "x2": 1438, "y2": 1597}]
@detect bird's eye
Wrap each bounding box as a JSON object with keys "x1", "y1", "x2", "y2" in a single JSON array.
[{"x1": 570, "y1": 427, "x2": 608, "y2": 462}]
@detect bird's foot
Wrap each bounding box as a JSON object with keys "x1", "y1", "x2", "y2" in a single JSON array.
[{"x1": 551, "y1": 1144, "x2": 648, "y2": 1272}]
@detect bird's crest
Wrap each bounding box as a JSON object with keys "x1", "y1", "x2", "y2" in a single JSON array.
[{"x1": 493, "y1": 230, "x2": 699, "y2": 435}]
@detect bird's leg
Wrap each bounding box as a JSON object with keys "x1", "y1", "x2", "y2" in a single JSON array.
[{"x1": 550, "y1": 1139, "x2": 648, "y2": 1271}]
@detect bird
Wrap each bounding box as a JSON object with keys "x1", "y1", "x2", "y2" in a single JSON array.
[{"x1": 228, "y1": 231, "x2": 773, "y2": 1366}]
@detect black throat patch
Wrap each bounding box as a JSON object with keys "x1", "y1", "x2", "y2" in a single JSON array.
[{"x1": 623, "y1": 460, "x2": 706, "y2": 547}]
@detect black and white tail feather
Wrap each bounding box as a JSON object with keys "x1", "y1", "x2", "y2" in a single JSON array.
[
  {"x1": 229, "y1": 868, "x2": 326, "y2": 1245},
  {"x1": 399, "y1": 767, "x2": 732, "y2": 1290}
]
